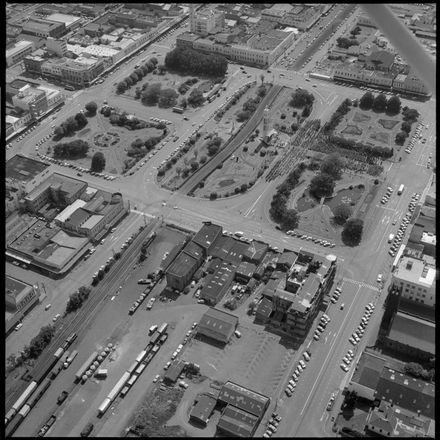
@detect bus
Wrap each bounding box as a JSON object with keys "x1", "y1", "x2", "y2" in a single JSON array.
[{"x1": 397, "y1": 184, "x2": 404, "y2": 195}]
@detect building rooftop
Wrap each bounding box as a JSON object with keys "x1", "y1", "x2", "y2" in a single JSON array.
[
  {"x1": 26, "y1": 172, "x2": 86, "y2": 202},
  {"x1": 217, "y1": 404, "x2": 259, "y2": 437},
  {"x1": 190, "y1": 394, "x2": 217, "y2": 424},
  {"x1": 167, "y1": 251, "x2": 198, "y2": 278},
  {"x1": 6, "y1": 40, "x2": 34, "y2": 58},
  {"x1": 6, "y1": 276, "x2": 33, "y2": 300},
  {"x1": 6, "y1": 154, "x2": 49, "y2": 183},
  {"x1": 393, "y1": 256, "x2": 435, "y2": 288},
  {"x1": 197, "y1": 307, "x2": 239, "y2": 342},
  {"x1": 192, "y1": 222, "x2": 222, "y2": 251},
  {"x1": 242, "y1": 240, "x2": 268, "y2": 263},
  {"x1": 183, "y1": 241, "x2": 204, "y2": 261},
  {"x1": 218, "y1": 381, "x2": 270, "y2": 418},
  {"x1": 236, "y1": 261, "x2": 256, "y2": 279},
  {"x1": 209, "y1": 235, "x2": 247, "y2": 264},
  {"x1": 54, "y1": 199, "x2": 87, "y2": 223},
  {"x1": 46, "y1": 13, "x2": 81, "y2": 27},
  {"x1": 387, "y1": 311, "x2": 435, "y2": 355},
  {"x1": 81, "y1": 214, "x2": 104, "y2": 230},
  {"x1": 256, "y1": 297, "x2": 273, "y2": 319},
  {"x1": 64, "y1": 207, "x2": 90, "y2": 228},
  {"x1": 375, "y1": 368, "x2": 435, "y2": 419},
  {"x1": 164, "y1": 359, "x2": 186, "y2": 383},
  {"x1": 201, "y1": 261, "x2": 236, "y2": 303},
  {"x1": 350, "y1": 351, "x2": 386, "y2": 390}
]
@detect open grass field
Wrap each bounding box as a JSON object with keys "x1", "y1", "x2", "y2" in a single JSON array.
[
  {"x1": 40, "y1": 112, "x2": 163, "y2": 175},
  {"x1": 335, "y1": 107, "x2": 403, "y2": 148}
]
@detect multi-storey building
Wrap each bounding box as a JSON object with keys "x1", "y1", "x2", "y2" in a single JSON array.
[
  {"x1": 60, "y1": 55, "x2": 104, "y2": 87},
  {"x1": 12, "y1": 85, "x2": 48, "y2": 119},
  {"x1": 23, "y1": 53, "x2": 46, "y2": 75},
  {"x1": 22, "y1": 18, "x2": 66, "y2": 38},
  {"x1": 190, "y1": 5, "x2": 225, "y2": 36},
  {"x1": 45, "y1": 37, "x2": 67, "y2": 57},
  {"x1": 6, "y1": 40, "x2": 35, "y2": 67},
  {"x1": 391, "y1": 256, "x2": 435, "y2": 307}
]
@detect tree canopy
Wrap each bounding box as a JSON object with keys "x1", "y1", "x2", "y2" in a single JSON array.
[
  {"x1": 85, "y1": 101, "x2": 97, "y2": 115},
  {"x1": 333, "y1": 203, "x2": 353, "y2": 224},
  {"x1": 188, "y1": 88, "x2": 206, "y2": 107},
  {"x1": 91, "y1": 152, "x2": 106, "y2": 172},
  {"x1": 141, "y1": 83, "x2": 162, "y2": 106},
  {"x1": 165, "y1": 47, "x2": 228, "y2": 77},
  {"x1": 290, "y1": 88, "x2": 315, "y2": 108},
  {"x1": 320, "y1": 153, "x2": 344, "y2": 179},
  {"x1": 386, "y1": 95, "x2": 401, "y2": 115},
  {"x1": 372, "y1": 93, "x2": 388, "y2": 112},
  {"x1": 336, "y1": 37, "x2": 359, "y2": 49},
  {"x1": 341, "y1": 218, "x2": 363, "y2": 245},
  {"x1": 359, "y1": 92, "x2": 375, "y2": 110},
  {"x1": 309, "y1": 173, "x2": 335, "y2": 199},
  {"x1": 158, "y1": 88, "x2": 178, "y2": 108},
  {"x1": 53, "y1": 139, "x2": 89, "y2": 159}
]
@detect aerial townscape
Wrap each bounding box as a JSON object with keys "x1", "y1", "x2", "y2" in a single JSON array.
[{"x1": 5, "y1": 3, "x2": 436, "y2": 438}]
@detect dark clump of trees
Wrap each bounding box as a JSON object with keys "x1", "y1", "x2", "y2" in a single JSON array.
[
  {"x1": 24, "y1": 325, "x2": 56, "y2": 359},
  {"x1": 336, "y1": 37, "x2": 359, "y2": 49},
  {"x1": 269, "y1": 163, "x2": 307, "y2": 231},
  {"x1": 66, "y1": 286, "x2": 91, "y2": 314},
  {"x1": 323, "y1": 98, "x2": 351, "y2": 132},
  {"x1": 320, "y1": 153, "x2": 344, "y2": 180},
  {"x1": 116, "y1": 57, "x2": 158, "y2": 94},
  {"x1": 290, "y1": 88, "x2": 315, "y2": 108},
  {"x1": 165, "y1": 47, "x2": 228, "y2": 77},
  {"x1": 333, "y1": 203, "x2": 352, "y2": 225},
  {"x1": 91, "y1": 152, "x2": 106, "y2": 172},
  {"x1": 341, "y1": 218, "x2": 364, "y2": 246},
  {"x1": 53, "y1": 139, "x2": 89, "y2": 159},
  {"x1": 54, "y1": 112, "x2": 88, "y2": 139},
  {"x1": 187, "y1": 88, "x2": 206, "y2": 107},
  {"x1": 404, "y1": 362, "x2": 435, "y2": 381},
  {"x1": 85, "y1": 101, "x2": 98, "y2": 115},
  {"x1": 309, "y1": 173, "x2": 335, "y2": 199},
  {"x1": 205, "y1": 136, "x2": 222, "y2": 157}
]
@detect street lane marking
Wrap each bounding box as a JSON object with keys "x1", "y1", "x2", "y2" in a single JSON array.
[
  {"x1": 300, "y1": 284, "x2": 362, "y2": 415},
  {"x1": 342, "y1": 277, "x2": 380, "y2": 292}
]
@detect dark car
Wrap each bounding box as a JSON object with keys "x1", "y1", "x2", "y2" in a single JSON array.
[
  {"x1": 57, "y1": 390, "x2": 68, "y2": 405},
  {"x1": 80, "y1": 423, "x2": 94, "y2": 437}
]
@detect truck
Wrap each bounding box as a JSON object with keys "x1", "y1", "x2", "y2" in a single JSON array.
[
  {"x1": 157, "y1": 322, "x2": 168, "y2": 336},
  {"x1": 75, "y1": 351, "x2": 98, "y2": 382},
  {"x1": 57, "y1": 391, "x2": 68, "y2": 405},
  {"x1": 95, "y1": 369, "x2": 108, "y2": 378},
  {"x1": 64, "y1": 350, "x2": 78, "y2": 368},
  {"x1": 234, "y1": 231, "x2": 244, "y2": 237},
  {"x1": 172, "y1": 106, "x2": 184, "y2": 114},
  {"x1": 149, "y1": 325, "x2": 158, "y2": 335},
  {"x1": 397, "y1": 184, "x2": 405, "y2": 195}
]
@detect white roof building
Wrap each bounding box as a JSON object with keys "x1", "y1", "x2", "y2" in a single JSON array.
[{"x1": 54, "y1": 199, "x2": 87, "y2": 224}]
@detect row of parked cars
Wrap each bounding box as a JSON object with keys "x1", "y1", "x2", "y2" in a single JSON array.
[
  {"x1": 381, "y1": 186, "x2": 394, "y2": 204},
  {"x1": 263, "y1": 413, "x2": 282, "y2": 437},
  {"x1": 405, "y1": 123, "x2": 424, "y2": 154},
  {"x1": 284, "y1": 350, "x2": 311, "y2": 398},
  {"x1": 313, "y1": 313, "x2": 331, "y2": 341},
  {"x1": 346, "y1": 303, "x2": 375, "y2": 350},
  {"x1": 286, "y1": 231, "x2": 335, "y2": 248},
  {"x1": 389, "y1": 211, "x2": 413, "y2": 257}
]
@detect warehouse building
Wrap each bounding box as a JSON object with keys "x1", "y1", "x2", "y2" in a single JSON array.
[
  {"x1": 234, "y1": 261, "x2": 257, "y2": 284},
  {"x1": 163, "y1": 359, "x2": 186, "y2": 384},
  {"x1": 209, "y1": 235, "x2": 247, "y2": 264},
  {"x1": 217, "y1": 405, "x2": 260, "y2": 437},
  {"x1": 200, "y1": 261, "x2": 236, "y2": 305},
  {"x1": 242, "y1": 240, "x2": 268, "y2": 265},
  {"x1": 192, "y1": 221, "x2": 223, "y2": 255},
  {"x1": 189, "y1": 394, "x2": 217, "y2": 426},
  {"x1": 196, "y1": 307, "x2": 238, "y2": 344},
  {"x1": 166, "y1": 252, "x2": 199, "y2": 291}
]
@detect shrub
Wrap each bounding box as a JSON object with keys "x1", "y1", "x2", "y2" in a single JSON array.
[{"x1": 209, "y1": 192, "x2": 218, "y2": 200}]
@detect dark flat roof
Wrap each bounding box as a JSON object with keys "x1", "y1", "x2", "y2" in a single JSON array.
[
  {"x1": 183, "y1": 241, "x2": 204, "y2": 261},
  {"x1": 192, "y1": 222, "x2": 222, "y2": 250},
  {"x1": 167, "y1": 251, "x2": 198, "y2": 278},
  {"x1": 190, "y1": 394, "x2": 217, "y2": 424},
  {"x1": 6, "y1": 154, "x2": 49, "y2": 182},
  {"x1": 217, "y1": 404, "x2": 259, "y2": 437}
]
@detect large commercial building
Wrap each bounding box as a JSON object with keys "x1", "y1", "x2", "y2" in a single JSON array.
[
  {"x1": 60, "y1": 55, "x2": 104, "y2": 87},
  {"x1": 216, "y1": 381, "x2": 270, "y2": 437},
  {"x1": 6, "y1": 40, "x2": 35, "y2": 67},
  {"x1": 12, "y1": 85, "x2": 48, "y2": 119},
  {"x1": 177, "y1": 26, "x2": 295, "y2": 68},
  {"x1": 45, "y1": 13, "x2": 82, "y2": 31},
  {"x1": 201, "y1": 261, "x2": 236, "y2": 305},
  {"x1": 22, "y1": 18, "x2": 66, "y2": 38},
  {"x1": 190, "y1": 5, "x2": 225, "y2": 36},
  {"x1": 192, "y1": 221, "x2": 223, "y2": 255},
  {"x1": 189, "y1": 394, "x2": 217, "y2": 426},
  {"x1": 391, "y1": 256, "x2": 435, "y2": 307},
  {"x1": 24, "y1": 173, "x2": 87, "y2": 213},
  {"x1": 45, "y1": 37, "x2": 67, "y2": 57},
  {"x1": 268, "y1": 253, "x2": 337, "y2": 341}
]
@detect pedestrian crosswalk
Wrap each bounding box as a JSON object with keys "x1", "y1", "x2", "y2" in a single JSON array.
[{"x1": 342, "y1": 277, "x2": 380, "y2": 292}]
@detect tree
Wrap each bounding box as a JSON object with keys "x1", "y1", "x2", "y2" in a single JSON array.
[
  {"x1": 188, "y1": 88, "x2": 206, "y2": 107},
  {"x1": 404, "y1": 362, "x2": 425, "y2": 378},
  {"x1": 342, "y1": 218, "x2": 364, "y2": 245},
  {"x1": 130, "y1": 72, "x2": 140, "y2": 83},
  {"x1": 54, "y1": 126, "x2": 65, "y2": 138},
  {"x1": 75, "y1": 112, "x2": 88, "y2": 128},
  {"x1": 237, "y1": 110, "x2": 251, "y2": 122},
  {"x1": 359, "y1": 92, "x2": 375, "y2": 110},
  {"x1": 209, "y1": 192, "x2": 218, "y2": 200},
  {"x1": 125, "y1": 76, "x2": 134, "y2": 86},
  {"x1": 91, "y1": 152, "x2": 106, "y2": 172},
  {"x1": 401, "y1": 121, "x2": 411, "y2": 134},
  {"x1": 158, "y1": 88, "x2": 178, "y2": 108},
  {"x1": 372, "y1": 93, "x2": 387, "y2": 112},
  {"x1": 116, "y1": 81, "x2": 127, "y2": 93},
  {"x1": 141, "y1": 83, "x2": 162, "y2": 106},
  {"x1": 281, "y1": 209, "x2": 299, "y2": 230},
  {"x1": 386, "y1": 95, "x2": 401, "y2": 115},
  {"x1": 395, "y1": 131, "x2": 407, "y2": 145},
  {"x1": 336, "y1": 37, "x2": 359, "y2": 49},
  {"x1": 309, "y1": 173, "x2": 335, "y2": 199},
  {"x1": 200, "y1": 155, "x2": 207, "y2": 164},
  {"x1": 85, "y1": 101, "x2": 98, "y2": 115},
  {"x1": 290, "y1": 88, "x2": 315, "y2": 108},
  {"x1": 333, "y1": 203, "x2": 352, "y2": 224},
  {"x1": 321, "y1": 153, "x2": 344, "y2": 179}
]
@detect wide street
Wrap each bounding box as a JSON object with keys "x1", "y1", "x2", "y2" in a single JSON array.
[{"x1": 6, "y1": 8, "x2": 436, "y2": 436}]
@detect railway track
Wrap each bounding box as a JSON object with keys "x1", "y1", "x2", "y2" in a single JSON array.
[{"x1": 6, "y1": 218, "x2": 160, "y2": 412}]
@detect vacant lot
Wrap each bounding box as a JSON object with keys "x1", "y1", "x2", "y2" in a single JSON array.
[{"x1": 40, "y1": 112, "x2": 163, "y2": 175}]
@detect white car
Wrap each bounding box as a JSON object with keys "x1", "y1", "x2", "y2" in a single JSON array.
[
  {"x1": 349, "y1": 337, "x2": 357, "y2": 345},
  {"x1": 153, "y1": 374, "x2": 160, "y2": 383},
  {"x1": 340, "y1": 363, "x2": 349, "y2": 372},
  {"x1": 299, "y1": 360, "x2": 306, "y2": 369}
]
